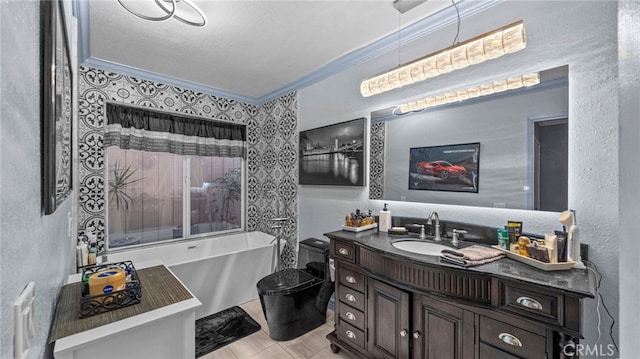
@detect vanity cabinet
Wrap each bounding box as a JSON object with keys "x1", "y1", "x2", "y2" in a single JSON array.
[
  {"x1": 335, "y1": 261, "x2": 367, "y2": 354},
  {"x1": 368, "y1": 278, "x2": 410, "y2": 358},
  {"x1": 363, "y1": 279, "x2": 474, "y2": 359},
  {"x1": 477, "y1": 314, "x2": 548, "y2": 359},
  {"x1": 413, "y1": 294, "x2": 474, "y2": 359},
  {"x1": 326, "y1": 234, "x2": 594, "y2": 359}
]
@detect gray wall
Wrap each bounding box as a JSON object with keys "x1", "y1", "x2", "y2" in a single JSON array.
[
  {"x1": 298, "y1": 1, "x2": 623, "y2": 355},
  {"x1": 1, "y1": 1, "x2": 75, "y2": 358},
  {"x1": 618, "y1": 1, "x2": 640, "y2": 357}
]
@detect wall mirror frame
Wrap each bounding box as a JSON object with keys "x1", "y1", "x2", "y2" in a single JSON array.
[{"x1": 369, "y1": 66, "x2": 568, "y2": 212}]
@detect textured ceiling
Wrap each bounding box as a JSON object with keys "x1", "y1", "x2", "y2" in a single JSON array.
[{"x1": 85, "y1": 0, "x2": 454, "y2": 103}]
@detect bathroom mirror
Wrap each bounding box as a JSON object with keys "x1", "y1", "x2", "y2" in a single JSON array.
[{"x1": 370, "y1": 66, "x2": 568, "y2": 211}]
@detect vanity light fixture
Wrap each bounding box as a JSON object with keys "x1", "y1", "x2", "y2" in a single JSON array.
[
  {"x1": 117, "y1": 0, "x2": 207, "y2": 27},
  {"x1": 360, "y1": 20, "x2": 526, "y2": 97},
  {"x1": 394, "y1": 72, "x2": 540, "y2": 114}
]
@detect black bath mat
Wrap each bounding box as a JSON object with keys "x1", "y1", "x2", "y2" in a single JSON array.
[{"x1": 195, "y1": 306, "x2": 261, "y2": 357}]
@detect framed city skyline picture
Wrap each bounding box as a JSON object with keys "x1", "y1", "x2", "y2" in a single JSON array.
[{"x1": 299, "y1": 118, "x2": 366, "y2": 186}]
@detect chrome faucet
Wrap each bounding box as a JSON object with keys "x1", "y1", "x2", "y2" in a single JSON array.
[
  {"x1": 427, "y1": 211, "x2": 441, "y2": 242},
  {"x1": 452, "y1": 229, "x2": 467, "y2": 248},
  {"x1": 270, "y1": 216, "x2": 288, "y2": 273},
  {"x1": 419, "y1": 224, "x2": 426, "y2": 240}
]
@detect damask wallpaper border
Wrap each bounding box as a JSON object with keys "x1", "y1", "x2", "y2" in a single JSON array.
[{"x1": 369, "y1": 122, "x2": 385, "y2": 200}]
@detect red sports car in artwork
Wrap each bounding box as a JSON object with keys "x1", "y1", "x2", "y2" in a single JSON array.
[{"x1": 416, "y1": 160, "x2": 467, "y2": 179}]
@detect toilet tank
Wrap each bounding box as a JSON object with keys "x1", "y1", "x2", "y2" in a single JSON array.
[{"x1": 297, "y1": 238, "x2": 330, "y2": 281}]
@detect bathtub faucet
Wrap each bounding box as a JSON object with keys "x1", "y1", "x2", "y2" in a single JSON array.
[
  {"x1": 270, "y1": 219, "x2": 288, "y2": 273},
  {"x1": 269, "y1": 225, "x2": 282, "y2": 244}
]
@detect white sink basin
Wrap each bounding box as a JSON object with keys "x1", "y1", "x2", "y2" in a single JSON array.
[{"x1": 390, "y1": 239, "x2": 452, "y2": 256}]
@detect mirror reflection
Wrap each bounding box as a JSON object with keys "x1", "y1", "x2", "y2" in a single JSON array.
[{"x1": 370, "y1": 66, "x2": 568, "y2": 211}]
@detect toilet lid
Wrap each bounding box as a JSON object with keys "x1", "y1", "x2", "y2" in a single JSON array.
[{"x1": 257, "y1": 268, "x2": 321, "y2": 296}]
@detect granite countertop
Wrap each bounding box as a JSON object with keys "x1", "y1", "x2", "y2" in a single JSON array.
[{"x1": 324, "y1": 229, "x2": 596, "y2": 298}]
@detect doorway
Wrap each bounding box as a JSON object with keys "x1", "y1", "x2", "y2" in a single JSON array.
[{"x1": 533, "y1": 118, "x2": 568, "y2": 211}]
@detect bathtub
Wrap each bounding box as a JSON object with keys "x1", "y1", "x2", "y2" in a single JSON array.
[{"x1": 107, "y1": 231, "x2": 281, "y2": 319}]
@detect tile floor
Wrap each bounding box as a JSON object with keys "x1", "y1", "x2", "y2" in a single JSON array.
[{"x1": 200, "y1": 299, "x2": 357, "y2": 359}]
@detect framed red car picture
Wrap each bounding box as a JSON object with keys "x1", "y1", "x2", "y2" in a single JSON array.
[{"x1": 409, "y1": 142, "x2": 480, "y2": 193}]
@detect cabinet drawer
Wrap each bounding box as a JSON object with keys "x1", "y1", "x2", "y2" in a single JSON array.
[
  {"x1": 338, "y1": 305, "x2": 365, "y2": 329},
  {"x1": 337, "y1": 321, "x2": 365, "y2": 350},
  {"x1": 502, "y1": 282, "x2": 562, "y2": 326},
  {"x1": 337, "y1": 285, "x2": 365, "y2": 312},
  {"x1": 479, "y1": 342, "x2": 520, "y2": 359},
  {"x1": 480, "y1": 316, "x2": 546, "y2": 359},
  {"x1": 339, "y1": 266, "x2": 365, "y2": 292},
  {"x1": 333, "y1": 241, "x2": 355, "y2": 262}
]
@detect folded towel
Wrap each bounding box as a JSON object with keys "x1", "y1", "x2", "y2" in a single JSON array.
[{"x1": 440, "y1": 245, "x2": 505, "y2": 267}]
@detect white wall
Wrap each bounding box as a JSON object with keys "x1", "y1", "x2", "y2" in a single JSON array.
[
  {"x1": 1, "y1": 1, "x2": 76, "y2": 358},
  {"x1": 298, "y1": 1, "x2": 622, "y2": 355}
]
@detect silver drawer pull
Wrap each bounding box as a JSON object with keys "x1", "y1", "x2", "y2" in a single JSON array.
[
  {"x1": 346, "y1": 275, "x2": 356, "y2": 284},
  {"x1": 499, "y1": 333, "x2": 523, "y2": 347},
  {"x1": 346, "y1": 330, "x2": 357, "y2": 339},
  {"x1": 413, "y1": 331, "x2": 421, "y2": 339},
  {"x1": 339, "y1": 248, "x2": 349, "y2": 256},
  {"x1": 346, "y1": 312, "x2": 357, "y2": 321},
  {"x1": 516, "y1": 296, "x2": 543, "y2": 311},
  {"x1": 400, "y1": 329, "x2": 408, "y2": 337},
  {"x1": 346, "y1": 294, "x2": 356, "y2": 302}
]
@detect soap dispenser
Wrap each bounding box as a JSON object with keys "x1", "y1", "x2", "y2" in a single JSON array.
[
  {"x1": 558, "y1": 209, "x2": 585, "y2": 269},
  {"x1": 379, "y1": 203, "x2": 391, "y2": 232}
]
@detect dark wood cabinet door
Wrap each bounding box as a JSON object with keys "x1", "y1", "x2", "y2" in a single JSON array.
[
  {"x1": 367, "y1": 279, "x2": 410, "y2": 359},
  {"x1": 413, "y1": 294, "x2": 475, "y2": 359}
]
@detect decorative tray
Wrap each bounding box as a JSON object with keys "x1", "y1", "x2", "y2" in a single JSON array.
[
  {"x1": 79, "y1": 260, "x2": 142, "y2": 318},
  {"x1": 491, "y1": 245, "x2": 575, "y2": 271},
  {"x1": 342, "y1": 223, "x2": 378, "y2": 232}
]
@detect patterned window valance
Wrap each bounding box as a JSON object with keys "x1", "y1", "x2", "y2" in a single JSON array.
[{"x1": 104, "y1": 103, "x2": 246, "y2": 158}]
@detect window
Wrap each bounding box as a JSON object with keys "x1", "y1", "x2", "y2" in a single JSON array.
[
  {"x1": 104, "y1": 103, "x2": 246, "y2": 250},
  {"x1": 107, "y1": 147, "x2": 243, "y2": 249},
  {"x1": 189, "y1": 155, "x2": 243, "y2": 235}
]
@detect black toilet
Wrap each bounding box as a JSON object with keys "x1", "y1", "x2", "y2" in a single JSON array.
[{"x1": 256, "y1": 238, "x2": 334, "y2": 341}]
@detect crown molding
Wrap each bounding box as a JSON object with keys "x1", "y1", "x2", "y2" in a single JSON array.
[
  {"x1": 74, "y1": 0, "x2": 503, "y2": 106},
  {"x1": 81, "y1": 56, "x2": 263, "y2": 105}
]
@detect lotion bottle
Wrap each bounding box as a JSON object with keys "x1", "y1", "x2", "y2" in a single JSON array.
[
  {"x1": 87, "y1": 233, "x2": 97, "y2": 265},
  {"x1": 558, "y1": 210, "x2": 585, "y2": 269},
  {"x1": 81, "y1": 236, "x2": 89, "y2": 267},
  {"x1": 379, "y1": 203, "x2": 391, "y2": 232},
  {"x1": 544, "y1": 233, "x2": 558, "y2": 264},
  {"x1": 76, "y1": 239, "x2": 85, "y2": 270}
]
